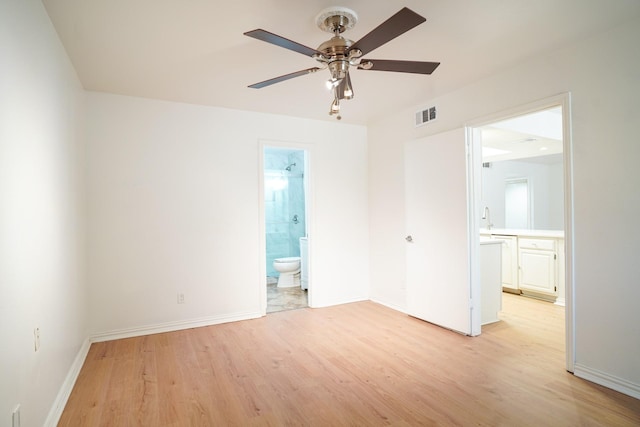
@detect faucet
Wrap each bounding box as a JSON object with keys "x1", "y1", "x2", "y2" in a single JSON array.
[{"x1": 482, "y1": 206, "x2": 493, "y2": 230}]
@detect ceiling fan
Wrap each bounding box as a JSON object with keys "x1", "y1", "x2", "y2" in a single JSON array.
[{"x1": 244, "y1": 6, "x2": 440, "y2": 120}]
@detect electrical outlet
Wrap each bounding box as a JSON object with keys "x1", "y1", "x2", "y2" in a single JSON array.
[
  {"x1": 34, "y1": 328, "x2": 40, "y2": 352},
  {"x1": 177, "y1": 293, "x2": 185, "y2": 304},
  {"x1": 12, "y1": 404, "x2": 20, "y2": 427}
]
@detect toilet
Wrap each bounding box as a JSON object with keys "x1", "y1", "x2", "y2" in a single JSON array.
[{"x1": 273, "y1": 257, "x2": 301, "y2": 288}]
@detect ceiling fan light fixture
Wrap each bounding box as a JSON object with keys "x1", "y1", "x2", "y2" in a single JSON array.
[
  {"x1": 329, "y1": 95, "x2": 341, "y2": 117},
  {"x1": 326, "y1": 77, "x2": 343, "y2": 90},
  {"x1": 342, "y1": 73, "x2": 354, "y2": 99},
  {"x1": 331, "y1": 99, "x2": 340, "y2": 112},
  {"x1": 328, "y1": 60, "x2": 349, "y2": 77}
]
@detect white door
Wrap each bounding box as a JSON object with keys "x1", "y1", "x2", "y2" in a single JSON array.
[{"x1": 405, "y1": 128, "x2": 479, "y2": 335}]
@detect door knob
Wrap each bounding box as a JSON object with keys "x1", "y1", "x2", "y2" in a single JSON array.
[{"x1": 405, "y1": 235, "x2": 413, "y2": 242}]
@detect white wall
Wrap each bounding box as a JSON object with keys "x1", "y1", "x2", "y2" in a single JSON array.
[
  {"x1": 85, "y1": 93, "x2": 369, "y2": 336},
  {"x1": 547, "y1": 162, "x2": 564, "y2": 230},
  {"x1": 482, "y1": 159, "x2": 564, "y2": 230},
  {"x1": 369, "y1": 16, "x2": 640, "y2": 394},
  {"x1": 0, "y1": 1, "x2": 87, "y2": 425}
]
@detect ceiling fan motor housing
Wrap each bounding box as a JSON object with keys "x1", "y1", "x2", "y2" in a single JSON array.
[
  {"x1": 317, "y1": 35, "x2": 353, "y2": 55},
  {"x1": 317, "y1": 36, "x2": 353, "y2": 70},
  {"x1": 328, "y1": 59, "x2": 349, "y2": 80},
  {"x1": 315, "y1": 7, "x2": 362, "y2": 73}
]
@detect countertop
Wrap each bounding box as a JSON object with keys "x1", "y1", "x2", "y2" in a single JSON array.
[
  {"x1": 480, "y1": 228, "x2": 564, "y2": 238},
  {"x1": 480, "y1": 239, "x2": 503, "y2": 245}
]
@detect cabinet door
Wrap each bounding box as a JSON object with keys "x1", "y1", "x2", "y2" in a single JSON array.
[
  {"x1": 519, "y1": 249, "x2": 556, "y2": 295},
  {"x1": 495, "y1": 235, "x2": 518, "y2": 290}
]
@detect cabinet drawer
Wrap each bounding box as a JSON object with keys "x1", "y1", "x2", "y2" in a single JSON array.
[{"x1": 518, "y1": 237, "x2": 556, "y2": 251}]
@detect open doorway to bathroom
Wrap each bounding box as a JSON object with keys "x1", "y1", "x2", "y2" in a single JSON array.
[{"x1": 263, "y1": 146, "x2": 309, "y2": 313}]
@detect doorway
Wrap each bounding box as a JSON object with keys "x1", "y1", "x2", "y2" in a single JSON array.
[
  {"x1": 261, "y1": 144, "x2": 310, "y2": 314},
  {"x1": 504, "y1": 178, "x2": 531, "y2": 229},
  {"x1": 469, "y1": 94, "x2": 574, "y2": 371}
]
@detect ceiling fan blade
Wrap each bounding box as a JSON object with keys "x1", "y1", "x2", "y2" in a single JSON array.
[
  {"x1": 248, "y1": 67, "x2": 322, "y2": 89},
  {"x1": 359, "y1": 59, "x2": 440, "y2": 74},
  {"x1": 349, "y1": 7, "x2": 426, "y2": 56},
  {"x1": 244, "y1": 29, "x2": 323, "y2": 57}
]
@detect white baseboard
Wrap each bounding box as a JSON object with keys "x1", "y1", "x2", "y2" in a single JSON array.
[
  {"x1": 574, "y1": 363, "x2": 640, "y2": 400},
  {"x1": 44, "y1": 338, "x2": 91, "y2": 427},
  {"x1": 370, "y1": 298, "x2": 407, "y2": 314},
  {"x1": 89, "y1": 310, "x2": 262, "y2": 343},
  {"x1": 309, "y1": 296, "x2": 369, "y2": 309}
]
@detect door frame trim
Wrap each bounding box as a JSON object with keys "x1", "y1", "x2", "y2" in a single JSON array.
[{"x1": 465, "y1": 93, "x2": 575, "y2": 372}]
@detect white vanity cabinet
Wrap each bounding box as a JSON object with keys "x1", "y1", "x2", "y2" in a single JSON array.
[
  {"x1": 480, "y1": 240, "x2": 503, "y2": 325},
  {"x1": 518, "y1": 237, "x2": 558, "y2": 297},
  {"x1": 480, "y1": 229, "x2": 564, "y2": 303},
  {"x1": 494, "y1": 235, "x2": 518, "y2": 293}
]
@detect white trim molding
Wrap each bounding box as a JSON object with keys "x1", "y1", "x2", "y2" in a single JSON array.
[
  {"x1": 370, "y1": 298, "x2": 408, "y2": 314},
  {"x1": 574, "y1": 364, "x2": 640, "y2": 400},
  {"x1": 89, "y1": 311, "x2": 262, "y2": 343},
  {"x1": 44, "y1": 339, "x2": 92, "y2": 427}
]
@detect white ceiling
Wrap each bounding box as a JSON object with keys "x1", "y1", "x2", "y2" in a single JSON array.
[
  {"x1": 42, "y1": 0, "x2": 640, "y2": 125},
  {"x1": 481, "y1": 107, "x2": 563, "y2": 163}
]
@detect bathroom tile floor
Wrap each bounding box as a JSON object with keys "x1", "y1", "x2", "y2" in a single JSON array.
[{"x1": 267, "y1": 276, "x2": 308, "y2": 313}]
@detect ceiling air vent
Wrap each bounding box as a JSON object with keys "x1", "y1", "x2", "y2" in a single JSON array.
[{"x1": 415, "y1": 106, "x2": 437, "y2": 127}]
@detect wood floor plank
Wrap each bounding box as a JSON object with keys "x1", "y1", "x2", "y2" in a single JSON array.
[{"x1": 59, "y1": 294, "x2": 640, "y2": 426}]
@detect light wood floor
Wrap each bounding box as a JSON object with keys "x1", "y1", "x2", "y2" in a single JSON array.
[{"x1": 59, "y1": 294, "x2": 640, "y2": 426}]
